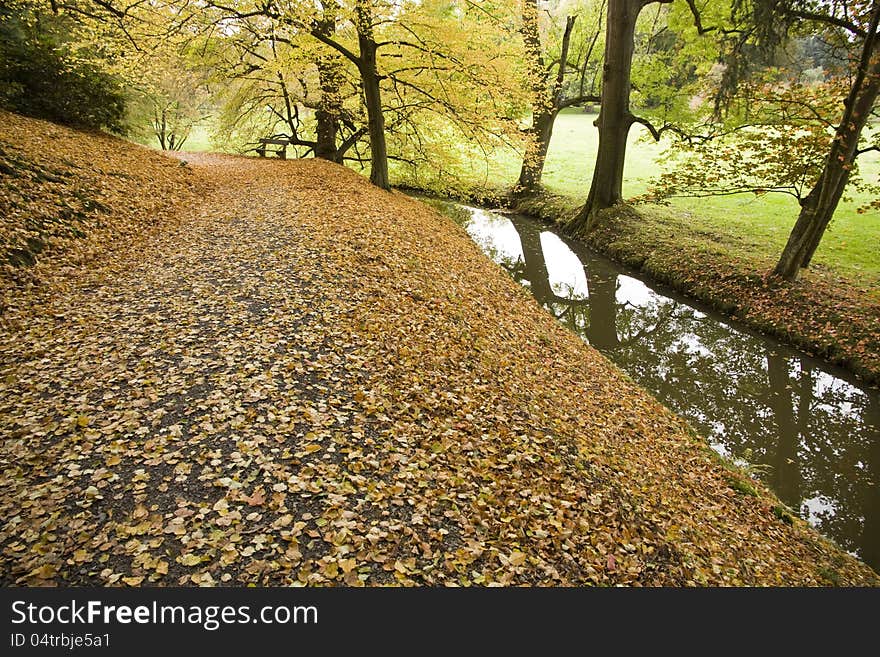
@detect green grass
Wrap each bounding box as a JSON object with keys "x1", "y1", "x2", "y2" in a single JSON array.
[
  {"x1": 179, "y1": 125, "x2": 214, "y2": 152},
  {"x1": 486, "y1": 108, "x2": 880, "y2": 285},
  {"x1": 135, "y1": 124, "x2": 216, "y2": 153}
]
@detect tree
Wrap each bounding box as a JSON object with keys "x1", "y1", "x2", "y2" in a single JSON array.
[
  {"x1": 305, "y1": 0, "x2": 390, "y2": 186},
  {"x1": 308, "y1": 0, "x2": 526, "y2": 190},
  {"x1": 516, "y1": 0, "x2": 603, "y2": 193},
  {"x1": 314, "y1": 5, "x2": 350, "y2": 162},
  {"x1": 202, "y1": 4, "x2": 365, "y2": 163},
  {"x1": 562, "y1": 0, "x2": 673, "y2": 236},
  {"x1": 645, "y1": 0, "x2": 880, "y2": 281},
  {"x1": 0, "y1": 1, "x2": 127, "y2": 132},
  {"x1": 130, "y1": 52, "x2": 212, "y2": 151},
  {"x1": 198, "y1": 0, "x2": 525, "y2": 192},
  {"x1": 645, "y1": 75, "x2": 859, "y2": 205},
  {"x1": 771, "y1": 0, "x2": 880, "y2": 279}
]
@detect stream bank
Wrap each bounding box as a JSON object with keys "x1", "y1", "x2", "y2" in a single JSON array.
[
  {"x1": 398, "y1": 182, "x2": 880, "y2": 385},
  {"x1": 512, "y1": 192, "x2": 880, "y2": 386},
  {"x1": 420, "y1": 198, "x2": 880, "y2": 572}
]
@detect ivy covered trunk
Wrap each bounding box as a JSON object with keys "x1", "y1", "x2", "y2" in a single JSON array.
[
  {"x1": 518, "y1": 110, "x2": 557, "y2": 192},
  {"x1": 315, "y1": 62, "x2": 342, "y2": 162},
  {"x1": 315, "y1": 14, "x2": 344, "y2": 163},
  {"x1": 517, "y1": 5, "x2": 578, "y2": 194},
  {"x1": 355, "y1": 0, "x2": 390, "y2": 191}
]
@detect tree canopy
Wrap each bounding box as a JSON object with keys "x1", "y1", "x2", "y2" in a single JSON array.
[{"x1": 2, "y1": 0, "x2": 877, "y2": 280}]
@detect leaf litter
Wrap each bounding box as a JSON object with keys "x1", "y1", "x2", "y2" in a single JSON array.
[{"x1": 1, "y1": 114, "x2": 877, "y2": 586}]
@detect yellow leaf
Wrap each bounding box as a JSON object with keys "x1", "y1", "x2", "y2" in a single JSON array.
[
  {"x1": 344, "y1": 569, "x2": 364, "y2": 587},
  {"x1": 29, "y1": 563, "x2": 57, "y2": 579},
  {"x1": 122, "y1": 576, "x2": 144, "y2": 586},
  {"x1": 190, "y1": 573, "x2": 215, "y2": 586}
]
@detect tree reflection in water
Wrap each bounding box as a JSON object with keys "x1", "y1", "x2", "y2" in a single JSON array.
[{"x1": 435, "y1": 201, "x2": 880, "y2": 572}]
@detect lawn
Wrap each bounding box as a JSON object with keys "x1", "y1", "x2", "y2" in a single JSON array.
[
  {"x1": 137, "y1": 124, "x2": 215, "y2": 153},
  {"x1": 179, "y1": 124, "x2": 215, "y2": 152},
  {"x1": 137, "y1": 109, "x2": 878, "y2": 285},
  {"x1": 487, "y1": 108, "x2": 880, "y2": 285}
]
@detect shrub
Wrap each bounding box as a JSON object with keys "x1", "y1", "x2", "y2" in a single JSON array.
[{"x1": 0, "y1": 4, "x2": 127, "y2": 132}]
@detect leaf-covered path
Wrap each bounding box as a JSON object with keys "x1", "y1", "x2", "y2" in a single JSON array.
[{"x1": 2, "y1": 140, "x2": 878, "y2": 585}]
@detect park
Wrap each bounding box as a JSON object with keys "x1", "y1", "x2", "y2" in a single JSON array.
[{"x1": 1, "y1": 0, "x2": 878, "y2": 587}]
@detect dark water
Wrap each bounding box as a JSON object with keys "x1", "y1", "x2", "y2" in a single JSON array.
[{"x1": 427, "y1": 199, "x2": 880, "y2": 572}]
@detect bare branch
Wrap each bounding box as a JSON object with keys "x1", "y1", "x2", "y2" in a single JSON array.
[
  {"x1": 629, "y1": 114, "x2": 665, "y2": 140},
  {"x1": 308, "y1": 29, "x2": 363, "y2": 70},
  {"x1": 558, "y1": 94, "x2": 601, "y2": 110},
  {"x1": 685, "y1": 0, "x2": 716, "y2": 35},
  {"x1": 786, "y1": 8, "x2": 864, "y2": 38}
]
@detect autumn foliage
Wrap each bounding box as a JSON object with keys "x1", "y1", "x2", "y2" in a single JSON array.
[
  {"x1": 0, "y1": 110, "x2": 203, "y2": 303},
  {"x1": 1, "y1": 115, "x2": 877, "y2": 586}
]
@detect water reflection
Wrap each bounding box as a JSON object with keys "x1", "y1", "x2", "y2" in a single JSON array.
[{"x1": 437, "y1": 202, "x2": 880, "y2": 572}]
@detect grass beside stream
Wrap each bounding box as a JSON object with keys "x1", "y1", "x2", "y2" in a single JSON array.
[{"x1": 489, "y1": 108, "x2": 880, "y2": 286}]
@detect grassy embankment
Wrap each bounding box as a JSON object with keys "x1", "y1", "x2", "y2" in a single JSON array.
[
  {"x1": 2, "y1": 111, "x2": 877, "y2": 585},
  {"x1": 508, "y1": 109, "x2": 880, "y2": 286},
  {"x1": 432, "y1": 109, "x2": 880, "y2": 384}
]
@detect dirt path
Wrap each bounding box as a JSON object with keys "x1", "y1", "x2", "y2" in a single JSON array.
[{"x1": 1, "y1": 151, "x2": 877, "y2": 586}]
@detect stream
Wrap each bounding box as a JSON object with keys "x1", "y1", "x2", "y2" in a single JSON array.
[{"x1": 424, "y1": 198, "x2": 880, "y2": 573}]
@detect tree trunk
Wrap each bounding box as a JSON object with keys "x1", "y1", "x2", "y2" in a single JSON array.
[
  {"x1": 355, "y1": 1, "x2": 389, "y2": 190},
  {"x1": 156, "y1": 108, "x2": 168, "y2": 151},
  {"x1": 315, "y1": 12, "x2": 344, "y2": 163},
  {"x1": 518, "y1": 110, "x2": 557, "y2": 192},
  {"x1": 773, "y1": 12, "x2": 880, "y2": 280},
  {"x1": 517, "y1": 5, "x2": 576, "y2": 194},
  {"x1": 565, "y1": 0, "x2": 658, "y2": 237},
  {"x1": 315, "y1": 63, "x2": 342, "y2": 162}
]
